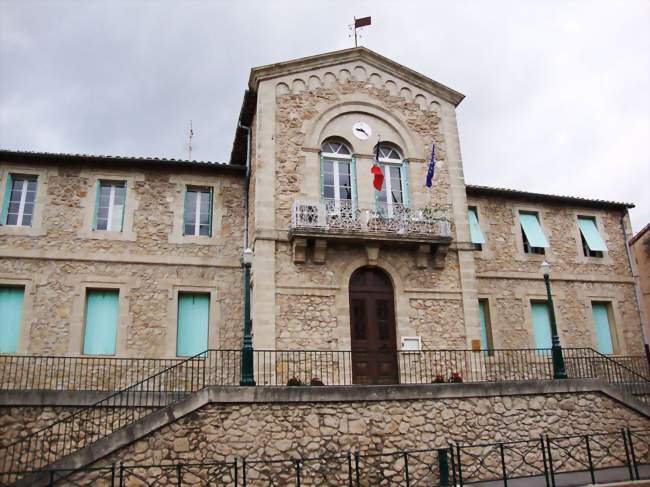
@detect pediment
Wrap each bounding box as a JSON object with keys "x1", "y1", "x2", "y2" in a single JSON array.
[{"x1": 248, "y1": 47, "x2": 465, "y2": 108}]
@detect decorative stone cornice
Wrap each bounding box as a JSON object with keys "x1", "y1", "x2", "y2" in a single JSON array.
[{"x1": 248, "y1": 47, "x2": 465, "y2": 107}]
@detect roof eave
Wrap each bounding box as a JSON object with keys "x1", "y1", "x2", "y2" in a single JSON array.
[{"x1": 466, "y1": 184, "x2": 634, "y2": 210}]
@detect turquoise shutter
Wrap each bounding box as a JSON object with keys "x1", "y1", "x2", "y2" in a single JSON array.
[
  {"x1": 1, "y1": 174, "x2": 13, "y2": 225},
  {"x1": 578, "y1": 217, "x2": 608, "y2": 252},
  {"x1": 401, "y1": 161, "x2": 410, "y2": 207},
  {"x1": 468, "y1": 208, "x2": 486, "y2": 244},
  {"x1": 592, "y1": 303, "x2": 614, "y2": 354},
  {"x1": 531, "y1": 302, "x2": 552, "y2": 349},
  {"x1": 182, "y1": 188, "x2": 189, "y2": 235},
  {"x1": 177, "y1": 293, "x2": 209, "y2": 356},
  {"x1": 478, "y1": 300, "x2": 488, "y2": 351},
  {"x1": 520, "y1": 213, "x2": 549, "y2": 248},
  {"x1": 319, "y1": 156, "x2": 325, "y2": 200},
  {"x1": 92, "y1": 181, "x2": 101, "y2": 231},
  {"x1": 0, "y1": 287, "x2": 24, "y2": 353},
  {"x1": 350, "y1": 156, "x2": 357, "y2": 208},
  {"x1": 118, "y1": 182, "x2": 126, "y2": 232},
  {"x1": 207, "y1": 188, "x2": 213, "y2": 237},
  {"x1": 83, "y1": 290, "x2": 119, "y2": 355}
]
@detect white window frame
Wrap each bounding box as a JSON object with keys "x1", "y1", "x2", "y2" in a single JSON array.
[
  {"x1": 321, "y1": 141, "x2": 353, "y2": 207},
  {"x1": 97, "y1": 181, "x2": 125, "y2": 232},
  {"x1": 7, "y1": 177, "x2": 37, "y2": 227},
  {"x1": 377, "y1": 145, "x2": 404, "y2": 217},
  {"x1": 184, "y1": 186, "x2": 212, "y2": 236}
]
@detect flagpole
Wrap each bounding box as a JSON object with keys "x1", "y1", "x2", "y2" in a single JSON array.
[{"x1": 354, "y1": 17, "x2": 357, "y2": 47}]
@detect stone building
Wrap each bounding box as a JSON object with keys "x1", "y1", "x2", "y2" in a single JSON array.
[
  {"x1": 0, "y1": 47, "x2": 648, "y2": 485},
  {"x1": 631, "y1": 222, "x2": 650, "y2": 355}
]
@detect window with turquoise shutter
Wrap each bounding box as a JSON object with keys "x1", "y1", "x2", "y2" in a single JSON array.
[
  {"x1": 478, "y1": 299, "x2": 494, "y2": 356},
  {"x1": 468, "y1": 207, "x2": 486, "y2": 245},
  {"x1": 83, "y1": 290, "x2": 119, "y2": 355},
  {"x1": 530, "y1": 301, "x2": 552, "y2": 349},
  {"x1": 2, "y1": 174, "x2": 37, "y2": 227},
  {"x1": 519, "y1": 211, "x2": 548, "y2": 254},
  {"x1": 177, "y1": 293, "x2": 210, "y2": 356},
  {"x1": 578, "y1": 217, "x2": 607, "y2": 257},
  {"x1": 0, "y1": 286, "x2": 25, "y2": 353},
  {"x1": 591, "y1": 302, "x2": 615, "y2": 355},
  {"x1": 375, "y1": 144, "x2": 408, "y2": 217}
]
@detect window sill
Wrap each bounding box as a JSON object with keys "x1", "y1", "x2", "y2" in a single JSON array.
[
  {"x1": 0, "y1": 225, "x2": 45, "y2": 237},
  {"x1": 78, "y1": 229, "x2": 136, "y2": 242}
]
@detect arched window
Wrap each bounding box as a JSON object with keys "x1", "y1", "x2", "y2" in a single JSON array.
[
  {"x1": 320, "y1": 139, "x2": 356, "y2": 204},
  {"x1": 375, "y1": 143, "x2": 410, "y2": 212}
]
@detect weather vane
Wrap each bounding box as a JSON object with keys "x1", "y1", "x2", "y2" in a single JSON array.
[{"x1": 348, "y1": 16, "x2": 371, "y2": 47}]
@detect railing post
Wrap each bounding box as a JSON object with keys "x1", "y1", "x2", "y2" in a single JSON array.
[
  {"x1": 119, "y1": 462, "x2": 124, "y2": 487},
  {"x1": 456, "y1": 444, "x2": 464, "y2": 487},
  {"x1": 449, "y1": 446, "x2": 457, "y2": 487},
  {"x1": 177, "y1": 462, "x2": 182, "y2": 487},
  {"x1": 355, "y1": 451, "x2": 361, "y2": 487},
  {"x1": 403, "y1": 452, "x2": 410, "y2": 486},
  {"x1": 545, "y1": 436, "x2": 556, "y2": 487},
  {"x1": 111, "y1": 463, "x2": 116, "y2": 487},
  {"x1": 438, "y1": 448, "x2": 450, "y2": 486},
  {"x1": 585, "y1": 435, "x2": 595, "y2": 485},
  {"x1": 242, "y1": 458, "x2": 247, "y2": 487},
  {"x1": 622, "y1": 428, "x2": 634, "y2": 481},
  {"x1": 540, "y1": 436, "x2": 550, "y2": 487},
  {"x1": 49, "y1": 470, "x2": 54, "y2": 487},
  {"x1": 499, "y1": 443, "x2": 508, "y2": 487},
  {"x1": 240, "y1": 252, "x2": 256, "y2": 386},
  {"x1": 627, "y1": 428, "x2": 640, "y2": 480},
  {"x1": 347, "y1": 451, "x2": 353, "y2": 487},
  {"x1": 295, "y1": 459, "x2": 301, "y2": 487}
]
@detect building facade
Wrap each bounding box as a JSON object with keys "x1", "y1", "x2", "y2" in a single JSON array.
[{"x1": 0, "y1": 47, "x2": 648, "y2": 484}]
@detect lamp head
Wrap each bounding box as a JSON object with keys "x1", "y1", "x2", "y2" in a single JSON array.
[
  {"x1": 540, "y1": 261, "x2": 550, "y2": 277},
  {"x1": 242, "y1": 248, "x2": 254, "y2": 265}
]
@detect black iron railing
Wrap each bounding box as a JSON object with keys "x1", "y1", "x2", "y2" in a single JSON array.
[
  {"x1": 0, "y1": 347, "x2": 648, "y2": 483},
  {"x1": 0, "y1": 354, "x2": 184, "y2": 391},
  {"x1": 4, "y1": 429, "x2": 649, "y2": 486}
]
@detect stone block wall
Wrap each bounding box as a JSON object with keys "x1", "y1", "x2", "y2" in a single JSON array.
[
  {"x1": 3, "y1": 390, "x2": 646, "y2": 485},
  {"x1": 0, "y1": 159, "x2": 246, "y2": 357}
]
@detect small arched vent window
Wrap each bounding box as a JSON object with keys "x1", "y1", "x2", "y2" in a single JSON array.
[
  {"x1": 320, "y1": 139, "x2": 356, "y2": 203},
  {"x1": 374, "y1": 143, "x2": 410, "y2": 212}
]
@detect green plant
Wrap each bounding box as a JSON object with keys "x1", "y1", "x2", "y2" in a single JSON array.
[
  {"x1": 309, "y1": 377, "x2": 325, "y2": 386},
  {"x1": 287, "y1": 377, "x2": 303, "y2": 386},
  {"x1": 433, "y1": 374, "x2": 445, "y2": 383}
]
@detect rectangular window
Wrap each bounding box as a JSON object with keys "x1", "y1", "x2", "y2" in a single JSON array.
[
  {"x1": 322, "y1": 159, "x2": 352, "y2": 202},
  {"x1": 592, "y1": 302, "x2": 617, "y2": 355},
  {"x1": 2, "y1": 175, "x2": 37, "y2": 227},
  {"x1": 468, "y1": 207, "x2": 486, "y2": 248},
  {"x1": 377, "y1": 163, "x2": 410, "y2": 217},
  {"x1": 177, "y1": 293, "x2": 210, "y2": 356},
  {"x1": 94, "y1": 180, "x2": 126, "y2": 231},
  {"x1": 578, "y1": 217, "x2": 607, "y2": 258},
  {"x1": 83, "y1": 290, "x2": 119, "y2": 355},
  {"x1": 183, "y1": 187, "x2": 212, "y2": 236},
  {"x1": 519, "y1": 211, "x2": 549, "y2": 255},
  {"x1": 531, "y1": 301, "x2": 552, "y2": 349},
  {"x1": 478, "y1": 299, "x2": 494, "y2": 355},
  {"x1": 0, "y1": 286, "x2": 25, "y2": 353}
]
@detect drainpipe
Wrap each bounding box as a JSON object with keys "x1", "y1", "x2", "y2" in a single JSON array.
[
  {"x1": 238, "y1": 120, "x2": 255, "y2": 385},
  {"x1": 620, "y1": 210, "x2": 650, "y2": 368}
]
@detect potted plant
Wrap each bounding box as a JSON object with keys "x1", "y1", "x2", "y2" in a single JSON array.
[
  {"x1": 449, "y1": 372, "x2": 463, "y2": 383},
  {"x1": 309, "y1": 377, "x2": 325, "y2": 386},
  {"x1": 433, "y1": 374, "x2": 446, "y2": 384},
  {"x1": 287, "y1": 377, "x2": 303, "y2": 386}
]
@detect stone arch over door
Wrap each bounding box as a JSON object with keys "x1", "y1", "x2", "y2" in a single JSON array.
[{"x1": 349, "y1": 266, "x2": 398, "y2": 385}]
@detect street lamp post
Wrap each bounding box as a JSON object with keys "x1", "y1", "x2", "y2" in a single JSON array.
[
  {"x1": 240, "y1": 248, "x2": 256, "y2": 386},
  {"x1": 541, "y1": 261, "x2": 567, "y2": 379}
]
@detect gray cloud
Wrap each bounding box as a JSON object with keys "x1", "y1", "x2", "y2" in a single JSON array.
[{"x1": 1, "y1": 0, "x2": 648, "y2": 231}]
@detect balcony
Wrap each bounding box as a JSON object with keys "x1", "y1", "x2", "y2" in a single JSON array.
[{"x1": 289, "y1": 199, "x2": 453, "y2": 266}]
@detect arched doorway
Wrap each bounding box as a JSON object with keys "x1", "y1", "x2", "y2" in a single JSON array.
[{"x1": 348, "y1": 267, "x2": 398, "y2": 384}]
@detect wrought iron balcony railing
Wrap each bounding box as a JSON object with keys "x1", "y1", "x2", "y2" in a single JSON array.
[{"x1": 291, "y1": 199, "x2": 452, "y2": 239}]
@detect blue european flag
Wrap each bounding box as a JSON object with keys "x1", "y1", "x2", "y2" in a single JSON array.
[{"x1": 425, "y1": 144, "x2": 435, "y2": 188}]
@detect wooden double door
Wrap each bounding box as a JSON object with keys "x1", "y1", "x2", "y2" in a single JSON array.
[{"x1": 349, "y1": 267, "x2": 398, "y2": 384}]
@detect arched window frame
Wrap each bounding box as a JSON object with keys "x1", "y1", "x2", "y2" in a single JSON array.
[
  {"x1": 319, "y1": 139, "x2": 357, "y2": 206},
  {"x1": 374, "y1": 143, "x2": 410, "y2": 212}
]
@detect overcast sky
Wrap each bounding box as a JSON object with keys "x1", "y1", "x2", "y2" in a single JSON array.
[{"x1": 1, "y1": 0, "x2": 648, "y2": 231}]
